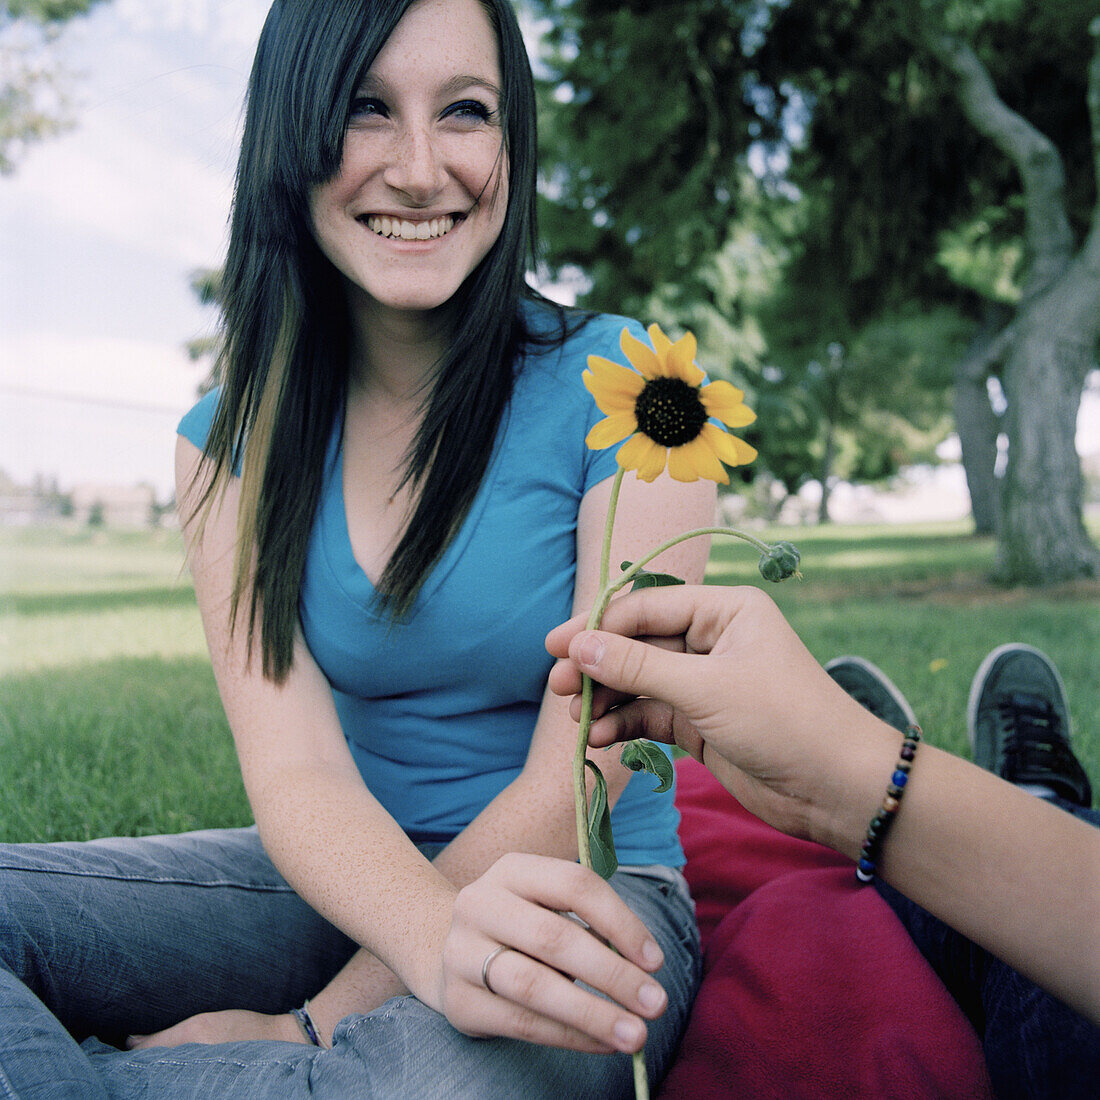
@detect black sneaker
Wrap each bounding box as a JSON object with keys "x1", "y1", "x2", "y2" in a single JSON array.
[
  {"x1": 824, "y1": 656, "x2": 917, "y2": 734},
  {"x1": 968, "y1": 643, "x2": 1093, "y2": 808}
]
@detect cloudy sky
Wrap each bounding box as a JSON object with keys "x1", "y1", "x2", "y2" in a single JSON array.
[
  {"x1": 1, "y1": 0, "x2": 269, "y2": 499},
  {"x1": 1, "y1": 0, "x2": 1097, "y2": 502}
]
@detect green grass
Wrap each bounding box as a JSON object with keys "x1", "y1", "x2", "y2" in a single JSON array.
[
  {"x1": 1, "y1": 522, "x2": 1097, "y2": 842},
  {"x1": 0, "y1": 527, "x2": 251, "y2": 841}
]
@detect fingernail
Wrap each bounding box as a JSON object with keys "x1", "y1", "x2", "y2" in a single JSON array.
[
  {"x1": 641, "y1": 939, "x2": 663, "y2": 968},
  {"x1": 613, "y1": 1018, "x2": 645, "y2": 1050},
  {"x1": 638, "y1": 982, "x2": 666, "y2": 1012},
  {"x1": 575, "y1": 633, "x2": 604, "y2": 668}
]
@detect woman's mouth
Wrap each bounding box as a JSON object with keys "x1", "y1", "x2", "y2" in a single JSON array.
[{"x1": 365, "y1": 214, "x2": 457, "y2": 241}]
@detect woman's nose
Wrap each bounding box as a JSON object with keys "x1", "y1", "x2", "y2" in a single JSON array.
[{"x1": 383, "y1": 124, "x2": 446, "y2": 203}]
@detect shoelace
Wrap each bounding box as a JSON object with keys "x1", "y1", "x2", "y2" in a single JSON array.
[{"x1": 998, "y1": 692, "x2": 1074, "y2": 775}]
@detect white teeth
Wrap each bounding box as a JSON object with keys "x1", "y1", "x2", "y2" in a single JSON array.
[{"x1": 366, "y1": 215, "x2": 455, "y2": 241}]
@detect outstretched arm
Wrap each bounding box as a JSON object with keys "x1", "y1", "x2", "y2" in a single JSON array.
[{"x1": 546, "y1": 584, "x2": 1100, "y2": 1027}]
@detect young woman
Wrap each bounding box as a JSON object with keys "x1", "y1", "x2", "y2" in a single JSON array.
[{"x1": 0, "y1": 1, "x2": 709, "y2": 1095}]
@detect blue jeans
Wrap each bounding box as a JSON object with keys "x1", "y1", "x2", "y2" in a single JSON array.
[
  {"x1": 0, "y1": 828, "x2": 701, "y2": 1099},
  {"x1": 877, "y1": 799, "x2": 1100, "y2": 1100}
]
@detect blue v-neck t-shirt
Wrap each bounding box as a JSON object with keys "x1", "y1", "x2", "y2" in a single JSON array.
[{"x1": 179, "y1": 305, "x2": 685, "y2": 868}]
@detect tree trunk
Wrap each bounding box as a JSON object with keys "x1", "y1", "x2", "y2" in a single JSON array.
[
  {"x1": 818, "y1": 419, "x2": 834, "y2": 524},
  {"x1": 953, "y1": 372, "x2": 999, "y2": 535},
  {"x1": 952, "y1": 313, "x2": 1008, "y2": 536},
  {"x1": 996, "y1": 313, "x2": 1100, "y2": 583},
  {"x1": 927, "y1": 21, "x2": 1100, "y2": 582}
]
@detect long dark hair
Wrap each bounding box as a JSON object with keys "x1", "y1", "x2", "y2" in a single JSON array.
[{"x1": 197, "y1": 0, "x2": 557, "y2": 682}]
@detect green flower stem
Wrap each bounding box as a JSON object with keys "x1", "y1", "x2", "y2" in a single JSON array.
[
  {"x1": 610, "y1": 525, "x2": 776, "y2": 596},
  {"x1": 573, "y1": 496, "x2": 782, "y2": 1100},
  {"x1": 571, "y1": 466, "x2": 651, "y2": 1099},
  {"x1": 599, "y1": 468, "x2": 627, "y2": 592},
  {"x1": 573, "y1": 670, "x2": 595, "y2": 871},
  {"x1": 574, "y1": 467, "x2": 626, "y2": 874}
]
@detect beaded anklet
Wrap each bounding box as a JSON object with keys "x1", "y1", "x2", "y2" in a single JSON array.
[
  {"x1": 290, "y1": 1001, "x2": 324, "y2": 1047},
  {"x1": 856, "y1": 724, "x2": 921, "y2": 884}
]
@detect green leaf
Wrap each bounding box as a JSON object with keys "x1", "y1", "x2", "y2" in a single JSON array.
[
  {"x1": 584, "y1": 759, "x2": 618, "y2": 880},
  {"x1": 620, "y1": 561, "x2": 686, "y2": 589},
  {"x1": 620, "y1": 740, "x2": 675, "y2": 793}
]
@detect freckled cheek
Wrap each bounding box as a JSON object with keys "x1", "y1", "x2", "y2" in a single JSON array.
[
  {"x1": 339, "y1": 131, "x2": 389, "y2": 175},
  {"x1": 309, "y1": 135, "x2": 388, "y2": 211},
  {"x1": 474, "y1": 157, "x2": 509, "y2": 225},
  {"x1": 436, "y1": 134, "x2": 507, "y2": 198}
]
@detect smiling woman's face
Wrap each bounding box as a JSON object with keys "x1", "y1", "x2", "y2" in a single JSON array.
[{"x1": 309, "y1": 0, "x2": 508, "y2": 322}]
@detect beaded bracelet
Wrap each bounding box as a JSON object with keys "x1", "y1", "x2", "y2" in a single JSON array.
[
  {"x1": 855, "y1": 724, "x2": 921, "y2": 884},
  {"x1": 290, "y1": 1001, "x2": 324, "y2": 1047}
]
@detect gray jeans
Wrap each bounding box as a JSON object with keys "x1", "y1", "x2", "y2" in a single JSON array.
[{"x1": 0, "y1": 827, "x2": 700, "y2": 1098}]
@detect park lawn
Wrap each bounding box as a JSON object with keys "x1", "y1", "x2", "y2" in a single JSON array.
[
  {"x1": 0, "y1": 527, "x2": 250, "y2": 841},
  {"x1": 1, "y1": 521, "x2": 1097, "y2": 843}
]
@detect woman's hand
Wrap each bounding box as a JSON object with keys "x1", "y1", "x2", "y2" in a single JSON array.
[
  {"x1": 438, "y1": 853, "x2": 667, "y2": 1054},
  {"x1": 126, "y1": 850, "x2": 670, "y2": 1057},
  {"x1": 546, "y1": 584, "x2": 892, "y2": 845},
  {"x1": 126, "y1": 1008, "x2": 305, "y2": 1050}
]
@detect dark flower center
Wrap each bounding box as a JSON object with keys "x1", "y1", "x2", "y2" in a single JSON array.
[{"x1": 634, "y1": 378, "x2": 707, "y2": 447}]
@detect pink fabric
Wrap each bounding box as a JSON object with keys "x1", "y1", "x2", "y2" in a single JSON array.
[{"x1": 659, "y1": 757, "x2": 993, "y2": 1099}]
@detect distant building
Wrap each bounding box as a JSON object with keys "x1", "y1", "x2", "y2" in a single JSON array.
[
  {"x1": 0, "y1": 471, "x2": 166, "y2": 529},
  {"x1": 0, "y1": 471, "x2": 69, "y2": 526},
  {"x1": 70, "y1": 482, "x2": 156, "y2": 528}
]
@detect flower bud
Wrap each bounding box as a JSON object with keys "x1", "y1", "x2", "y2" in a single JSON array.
[{"x1": 758, "y1": 541, "x2": 801, "y2": 582}]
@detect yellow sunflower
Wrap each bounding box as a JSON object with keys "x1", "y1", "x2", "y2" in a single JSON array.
[{"x1": 584, "y1": 324, "x2": 758, "y2": 483}]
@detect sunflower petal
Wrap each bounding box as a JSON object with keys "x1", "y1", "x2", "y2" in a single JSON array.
[
  {"x1": 701, "y1": 423, "x2": 758, "y2": 467},
  {"x1": 667, "y1": 332, "x2": 706, "y2": 387},
  {"x1": 614, "y1": 432, "x2": 654, "y2": 471},
  {"x1": 666, "y1": 444, "x2": 700, "y2": 483},
  {"x1": 700, "y1": 380, "x2": 756, "y2": 427},
  {"x1": 636, "y1": 443, "x2": 670, "y2": 482},
  {"x1": 727, "y1": 435, "x2": 759, "y2": 465},
  {"x1": 586, "y1": 412, "x2": 639, "y2": 450},
  {"x1": 585, "y1": 356, "x2": 647, "y2": 396},
  {"x1": 647, "y1": 323, "x2": 673, "y2": 355},
  {"x1": 617, "y1": 433, "x2": 668, "y2": 482},
  {"x1": 671, "y1": 436, "x2": 730, "y2": 484},
  {"x1": 647, "y1": 324, "x2": 674, "y2": 375},
  {"x1": 619, "y1": 329, "x2": 662, "y2": 380},
  {"x1": 583, "y1": 357, "x2": 646, "y2": 414},
  {"x1": 700, "y1": 427, "x2": 738, "y2": 465}
]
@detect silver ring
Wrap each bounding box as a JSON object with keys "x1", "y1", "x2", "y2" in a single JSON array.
[{"x1": 480, "y1": 944, "x2": 512, "y2": 995}]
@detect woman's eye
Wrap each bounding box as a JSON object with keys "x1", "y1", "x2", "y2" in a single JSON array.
[
  {"x1": 349, "y1": 96, "x2": 386, "y2": 120},
  {"x1": 446, "y1": 99, "x2": 495, "y2": 123}
]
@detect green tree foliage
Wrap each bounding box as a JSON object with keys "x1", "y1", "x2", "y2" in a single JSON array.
[
  {"x1": 185, "y1": 267, "x2": 225, "y2": 394},
  {"x1": 531, "y1": 0, "x2": 962, "y2": 505},
  {"x1": 534, "y1": 0, "x2": 767, "y2": 313},
  {"x1": 533, "y1": 0, "x2": 1099, "y2": 576},
  {"x1": 753, "y1": 0, "x2": 1095, "y2": 319},
  {"x1": 4, "y1": 2, "x2": 102, "y2": 16},
  {"x1": 0, "y1": 0, "x2": 108, "y2": 173}
]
